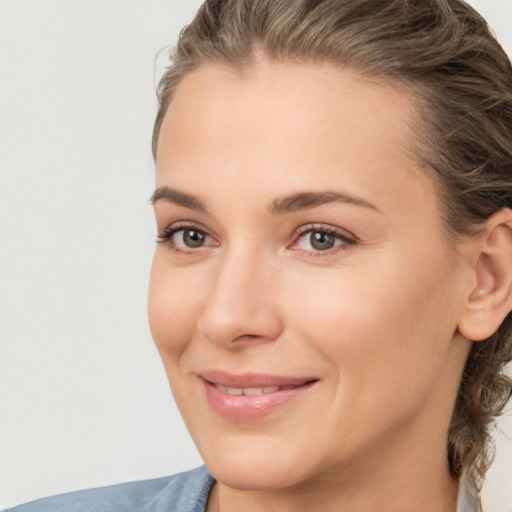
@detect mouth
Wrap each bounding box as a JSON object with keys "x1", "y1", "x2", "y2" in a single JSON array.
[
  {"x1": 212, "y1": 383, "x2": 302, "y2": 395},
  {"x1": 199, "y1": 371, "x2": 318, "y2": 421}
]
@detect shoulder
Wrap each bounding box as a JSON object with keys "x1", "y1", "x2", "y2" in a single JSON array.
[{"x1": 4, "y1": 466, "x2": 215, "y2": 512}]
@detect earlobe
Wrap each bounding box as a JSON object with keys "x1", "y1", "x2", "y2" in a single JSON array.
[{"x1": 458, "y1": 208, "x2": 512, "y2": 341}]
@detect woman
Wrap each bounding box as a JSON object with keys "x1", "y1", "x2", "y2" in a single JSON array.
[{"x1": 7, "y1": 0, "x2": 512, "y2": 511}]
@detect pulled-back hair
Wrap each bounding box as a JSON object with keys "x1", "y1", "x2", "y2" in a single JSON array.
[{"x1": 152, "y1": 0, "x2": 512, "y2": 487}]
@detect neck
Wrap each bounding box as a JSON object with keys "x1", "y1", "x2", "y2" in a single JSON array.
[{"x1": 208, "y1": 452, "x2": 459, "y2": 512}]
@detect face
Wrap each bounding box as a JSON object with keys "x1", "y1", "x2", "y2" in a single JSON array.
[{"x1": 149, "y1": 61, "x2": 473, "y2": 491}]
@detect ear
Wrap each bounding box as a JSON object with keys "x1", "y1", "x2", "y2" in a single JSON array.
[{"x1": 458, "y1": 208, "x2": 512, "y2": 341}]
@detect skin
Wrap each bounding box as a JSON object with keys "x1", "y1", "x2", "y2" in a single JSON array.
[{"x1": 148, "y1": 61, "x2": 482, "y2": 512}]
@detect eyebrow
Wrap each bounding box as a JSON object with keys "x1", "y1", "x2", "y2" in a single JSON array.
[
  {"x1": 150, "y1": 186, "x2": 207, "y2": 213},
  {"x1": 269, "y1": 191, "x2": 380, "y2": 214},
  {"x1": 150, "y1": 187, "x2": 380, "y2": 215}
]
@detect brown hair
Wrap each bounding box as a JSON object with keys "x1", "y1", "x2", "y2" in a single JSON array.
[{"x1": 152, "y1": 0, "x2": 512, "y2": 486}]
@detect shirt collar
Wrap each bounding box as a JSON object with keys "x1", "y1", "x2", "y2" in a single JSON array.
[{"x1": 457, "y1": 475, "x2": 483, "y2": 512}]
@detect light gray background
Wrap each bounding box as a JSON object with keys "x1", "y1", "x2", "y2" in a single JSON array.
[{"x1": 1, "y1": 0, "x2": 511, "y2": 510}]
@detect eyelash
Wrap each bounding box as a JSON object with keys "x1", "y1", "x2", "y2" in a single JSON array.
[
  {"x1": 156, "y1": 222, "x2": 215, "y2": 255},
  {"x1": 156, "y1": 222, "x2": 357, "y2": 257},
  {"x1": 290, "y1": 223, "x2": 357, "y2": 258}
]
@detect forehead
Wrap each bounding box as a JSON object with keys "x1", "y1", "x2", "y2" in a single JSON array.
[
  {"x1": 156, "y1": 60, "x2": 435, "y2": 223},
  {"x1": 158, "y1": 60, "x2": 421, "y2": 167}
]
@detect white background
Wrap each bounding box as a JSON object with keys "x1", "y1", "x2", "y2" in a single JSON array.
[{"x1": 1, "y1": 0, "x2": 511, "y2": 510}]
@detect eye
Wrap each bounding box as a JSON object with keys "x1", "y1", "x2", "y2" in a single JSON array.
[
  {"x1": 291, "y1": 224, "x2": 356, "y2": 254},
  {"x1": 157, "y1": 224, "x2": 216, "y2": 253},
  {"x1": 300, "y1": 231, "x2": 338, "y2": 251},
  {"x1": 174, "y1": 228, "x2": 209, "y2": 248}
]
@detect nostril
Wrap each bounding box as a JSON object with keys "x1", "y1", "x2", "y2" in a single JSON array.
[
  {"x1": 199, "y1": 303, "x2": 284, "y2": 348},
  {"x1": 234, "y1": 333, "x2": 260, "y2": 341}
]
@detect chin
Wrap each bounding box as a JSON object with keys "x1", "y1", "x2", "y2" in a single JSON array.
[
  {"x1": 197, "y1": 432, "x2": 321, "y2": 491},
  {"x1": 207, "y1": 458, "x2": 306, "y2": 491}
]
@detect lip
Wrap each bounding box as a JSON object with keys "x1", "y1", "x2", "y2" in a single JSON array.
[{"x1": 199, "y1": 370, "x2": 318, "y2": 422}]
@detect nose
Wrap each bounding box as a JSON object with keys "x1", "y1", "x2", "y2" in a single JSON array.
[{"x1": 197, "y1": 249, "x2": 284, "y2": 348}]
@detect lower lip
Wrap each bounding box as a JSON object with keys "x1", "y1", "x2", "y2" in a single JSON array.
[{"x1": 202, "y1": 379, "x2": 317, "y2": 422}]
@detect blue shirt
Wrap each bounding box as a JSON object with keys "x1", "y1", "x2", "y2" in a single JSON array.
[
  {"x1": 4, "y1": 466, "x2": 215, "y2": 512},
  {"x1": 4, "y1": 466, "x2": 482, "y2": 511}
]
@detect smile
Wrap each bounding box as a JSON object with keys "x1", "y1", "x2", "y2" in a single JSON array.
[
  {"x1": 214, "y1": 384, "x2": 299, "y2": 395},
  {"x1": 199, "y1": 371, "x2": 318, "y2": 421}
]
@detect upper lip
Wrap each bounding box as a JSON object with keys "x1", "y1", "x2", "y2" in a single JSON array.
[{"x1": 198, "y1": 370, "x2": 318, "y2": 388}]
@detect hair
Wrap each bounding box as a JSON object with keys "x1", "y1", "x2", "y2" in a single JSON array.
[{"x1": 152, "y1": 0, "x2": 512, "y2": 487}]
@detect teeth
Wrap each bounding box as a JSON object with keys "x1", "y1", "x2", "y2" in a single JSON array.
[
  {"x1": 243, "y1": 387, "x2": 262, "y2": 395},
  {"x1": 216, "y1": 385, "x2": 283, "y2": 395}
]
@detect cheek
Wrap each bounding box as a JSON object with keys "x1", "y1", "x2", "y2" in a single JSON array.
[
  {"x1": 282, "y1": 262, "x2": 460, "y2": 459},
  {"x1": 148, "y1": 257, "x2": 204, "y2": 358},
  {"x1": 288, "y1": 253, "x2": 459, "y2": 397}
]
